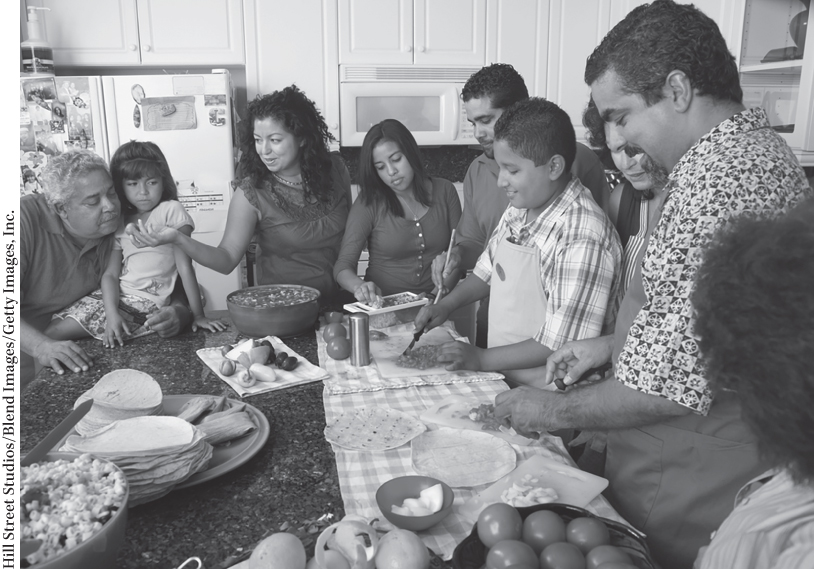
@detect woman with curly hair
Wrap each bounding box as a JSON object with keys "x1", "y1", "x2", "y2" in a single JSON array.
[
  {"x1": 127, "y1": 85, "x2": 352, "y2": 302},
  {"x1": 334, "y1": 119, "x2": 461, "y2": 303},
  {"x1": 691, "y1": 198, "x2": 814, "y2": 569}
]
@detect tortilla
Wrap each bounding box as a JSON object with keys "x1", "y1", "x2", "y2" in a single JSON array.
[
  {"x1": 74, "y1": 369, "x2": 163, "y2": 435},
  {"x1": 411, "y1": 428, "x2": 517, "y2": 487},
  {"x1": 324, "y1": 407, "x2": 426, "y2": 451}
]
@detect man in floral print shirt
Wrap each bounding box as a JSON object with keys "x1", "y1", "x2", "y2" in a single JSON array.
[{"x1": 493, "y1": 2, "x2": 813, "y2": 568}]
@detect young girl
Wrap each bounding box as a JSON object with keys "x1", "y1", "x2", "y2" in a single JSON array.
[
  {"x1": 333, "y1": 119, "x2": 461, "y2": 304},
  {"x1": 47, "y1": 141, "x2": 225, "y2": 347}
]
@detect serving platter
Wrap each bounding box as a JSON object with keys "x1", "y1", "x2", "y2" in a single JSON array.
[{"x1": 56, "y1": 394, "x2": 270, "y2": 490}]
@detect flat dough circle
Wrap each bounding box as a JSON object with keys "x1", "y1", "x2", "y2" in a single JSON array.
[
  {"x1": 411, "y1": 428, "x2": 517, "y2": 487},
  {"x1": 325, "y1": 407, "x2": 426, "y2": 451}
]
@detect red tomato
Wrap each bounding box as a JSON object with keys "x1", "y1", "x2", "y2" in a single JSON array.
[
  {"x1": 539, "y1": 542, "x2": 586, "y2": 569},
  {"x1": 322, "y1": 322, "x2": 347, "y2": 342},
  {"x1": 485, "y1": 540, "x2": 539, "y2": 569},
  {"x1": 477, "y1": 503, "x2": 523, "y2": 549},
  {"x1": 566, "y1": 517, "x2": 610, "y2": 555},
  {"x1": 326, "y1": 337, "x2": 351, "y2": 360},
  {"x1": 324, "y1": 311, "x2": 345, "y2": 324},
  {"x1": 585, "y1": 545, "x2": 632, "y2": 569},
  {"x1": 522, "y1": 510, "x2": 567, "y2": 554}
]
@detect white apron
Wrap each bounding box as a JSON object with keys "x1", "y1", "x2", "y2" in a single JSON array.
[{"x1": 487, "y1": 234, "x2": 550, "y2": 386}]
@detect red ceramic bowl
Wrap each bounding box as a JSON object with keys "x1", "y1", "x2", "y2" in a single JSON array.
[
  {"x1": 226, "y1": 284, "x2": 320, "y2": 338},
  {"x1": 376, "y1": 476, "x2": 455, "y2": 532}
]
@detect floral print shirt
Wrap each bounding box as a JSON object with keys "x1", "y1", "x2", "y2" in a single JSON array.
[{"x1": 616, "y1": 108, "x2": 812, "y2": 414}]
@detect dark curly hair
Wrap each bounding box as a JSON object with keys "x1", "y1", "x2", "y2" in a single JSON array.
[
  {"x1": 358, "y1": 119, "x2": 431, "y2": 218},
  {"x1": 462, "y1": 63, "x2": 529, "y2": 109},
  {"x1": 584, "y1": 0, "x2": 742, "y2": 106},
  {"x1": 237, "y1": 85, "x2": 335, "y2": 202},
  {"x1": 494, "y1": 98, "x2": 576, "y2": 171},
  {"x1": 692, "y1": 199, "x2": 814, "y2": 484},
  {"x1": 110, "y1": 140, "x2": 178, "y2": 215}
]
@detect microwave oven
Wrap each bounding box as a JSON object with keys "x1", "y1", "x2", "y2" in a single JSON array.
[{"x1": 339, "y1": 65, "x2": 481, "y2": 146}]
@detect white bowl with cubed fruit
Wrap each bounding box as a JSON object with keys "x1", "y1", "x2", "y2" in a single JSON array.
[{"x1": 376, "y1": 476, "x2": 454, "y2": 532}]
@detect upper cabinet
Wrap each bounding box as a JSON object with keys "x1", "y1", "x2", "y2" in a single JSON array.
[
  {"x1": 22, "y1": 0, "x2": 244, "y2": 66},
  {"x1": 338, "y1": 0, "x2": 487, "y2": 66},
  {"x1": 738, "y1": 0, "x2": 814, "y2": 160}
]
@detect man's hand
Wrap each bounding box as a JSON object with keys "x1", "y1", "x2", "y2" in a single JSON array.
[
  {"x1": 431, "y1": 247, "x2": 461, "y2": 292},
  {"x1": 353, "y1": 281, "x2": 382, "y2": 306},
  {"x1": 545, "y1": 335, "x2": 614, "y2": 386},
  {"x1": 437, "y1": 340, "x2": 483, "y2": 371},
  {"x1": 145, "y1": 304, "x2": 191, "y2": 338},
  {"x1": 34, "y1": 338, "x2": 93, "y2": 375},
  {"x1": 125, "y1": 219, "x2": 178, "y2": 249},
  {"x1": 413, "y1": 303, "x2": 451, "y2": 335},
  {"x1": 494, "y1": 386, "x2": 562, "y2": 435}
]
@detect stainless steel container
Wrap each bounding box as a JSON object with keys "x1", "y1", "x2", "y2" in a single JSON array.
[{"x1": 349, "y1": 313, "x2": 370, "y2": 366}]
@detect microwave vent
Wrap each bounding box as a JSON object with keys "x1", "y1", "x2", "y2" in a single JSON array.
[{"x1": 341, "y1": 66, "x2": 480, "y2": 83}]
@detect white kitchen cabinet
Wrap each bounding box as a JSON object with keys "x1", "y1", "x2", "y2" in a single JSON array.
[
  {"x1": 21, "y1": 0, "x2": 244, "y2": 66},
  {"x1": 738, "y1": 0, "x2": 814, "y2": 163},
  {"x1": 338, "y1": 0, "x2": 487, "y2": 66},
  {"x1": 244, "y1": 0, "x2": 341, "y2": 148}
]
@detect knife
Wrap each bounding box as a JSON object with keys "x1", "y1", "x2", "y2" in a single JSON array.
[
  {"x1": 554, "y1": 361, "x2": 612, "y2": 391},
  {"x1": 22, "y1": 399, "x2": 94, "y2": 467}
]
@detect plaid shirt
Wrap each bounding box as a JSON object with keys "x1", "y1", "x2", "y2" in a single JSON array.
[
  {"x1": 616, "y1": 108, "x2": 813, "y2": 414},
  {"x1": 474, "y1": 178, "x2": 622, "y2": 350}
]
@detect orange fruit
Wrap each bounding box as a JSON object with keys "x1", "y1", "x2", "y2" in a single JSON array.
[
  {"x1": 374, "y1": 529, "x2": 430, "y2": 569},
  {"x1": 249, "y1": 532, "x2": 306, "y2": 569}
]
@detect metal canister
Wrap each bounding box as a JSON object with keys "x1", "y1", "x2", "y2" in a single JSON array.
[{"x1": 349, "y1": 313, "x2": 370, "y2": 366}]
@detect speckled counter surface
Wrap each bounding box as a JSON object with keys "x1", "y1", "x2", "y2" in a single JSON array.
[{"x1": 22, "y1": 316, "x2": 453, "y2": 569}]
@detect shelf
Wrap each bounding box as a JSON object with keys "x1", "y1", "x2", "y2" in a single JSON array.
[{"x1": 741, "y1": 60, "x2": 805, "y2": 73}]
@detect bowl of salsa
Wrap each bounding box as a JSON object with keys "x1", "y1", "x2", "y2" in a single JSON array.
[{"x1": 226, "y1": 284, "x2": 320, "y2": 338}]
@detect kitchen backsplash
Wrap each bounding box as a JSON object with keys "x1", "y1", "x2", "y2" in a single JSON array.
[{"x1": 339, "y1": 145, "x2": 482, "y2": 184}]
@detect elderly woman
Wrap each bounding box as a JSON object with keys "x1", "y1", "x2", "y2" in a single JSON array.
[{"x1": 21, "y1": 151, "x2": 189, "y2": 385}]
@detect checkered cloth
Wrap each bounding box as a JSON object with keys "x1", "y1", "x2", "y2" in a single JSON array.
[
  {"x1": 319, "y1": 322, "x2": 504, "y2": 395},
  {"x1": 321, "y1": 379, "x2": 629, "y2": 560}
]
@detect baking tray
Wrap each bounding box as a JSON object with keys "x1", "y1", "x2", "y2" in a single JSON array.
[{"x1": 344, "y1": 291, "x2": 429, "y2": 315}]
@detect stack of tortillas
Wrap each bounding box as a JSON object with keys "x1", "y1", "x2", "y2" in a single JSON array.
[
  {"x1": 74, "y1": 369, "x2": 163, "y2": 435},
  {"x1": 62, "y1": 416, "x2": 213, "y2": 506}
]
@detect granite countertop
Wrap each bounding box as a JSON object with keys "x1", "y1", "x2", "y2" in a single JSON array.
[{"x1": 21, "y1": 313, "x2": 453, "y2": 569}]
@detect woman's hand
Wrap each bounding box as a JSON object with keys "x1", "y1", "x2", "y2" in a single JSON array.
[
  {"x1": 192, "y1": 316, "x2": 229, "y2": 333},
  {"x1": 437, "y1": 340, "x2": 483, "y2": 371},
  {"x1": 353, "y1": 281, "x2": 382, "y2": 306},
  {"x1": 125, "y1": 219, "x2": 178, "y2": 248},
  {"x1": 103, "y1": 312, "x2": 130, "y2": 348},
  {"x1": 545, "y1": 335, "x2": 614, "y2": 387}
]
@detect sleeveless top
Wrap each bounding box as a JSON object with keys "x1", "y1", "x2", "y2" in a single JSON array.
[{"x1": 238, "y1": 153, "x2": 351, "y2": 302}]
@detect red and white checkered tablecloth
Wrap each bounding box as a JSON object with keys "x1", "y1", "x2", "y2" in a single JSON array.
[{"x1": 321, "y1": 377, "x2": 628, "y2": 560}]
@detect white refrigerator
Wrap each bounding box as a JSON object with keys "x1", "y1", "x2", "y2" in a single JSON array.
[{"x1": 20, "y1": 71, "x2": 241, "y2": 311}]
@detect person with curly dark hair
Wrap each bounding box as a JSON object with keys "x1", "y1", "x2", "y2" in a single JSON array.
[
  {"x1": 494, "y1": 2, "x2": 812, "y2": 567},
  {"x1": 127, "y1": 85, "x2": 352, "y2": 302},
  {"x1": 691, "y1": 199, "x2": 814, "y2": 569},
  {"x1": 334, "y1": 119, "x2": 461, "y2": 303},
  {"x1": 430, "y1": 63, "x2": 610, "y2": 347}
]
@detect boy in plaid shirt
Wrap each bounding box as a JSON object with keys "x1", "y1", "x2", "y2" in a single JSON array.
[{"x1": 415, "y1": 98, "x2": 621, "y2": 386}]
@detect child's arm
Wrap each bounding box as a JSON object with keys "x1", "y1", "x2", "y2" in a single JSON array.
[
  {"x1": 438, "y1": 338, "x2": 553, "y2": 378},
  {"x1": 101, "y1": 249, "x2": 129, "y2": 348},
  {"x1": 173, "y1": 226, "x2": 228, "y2": 333}
]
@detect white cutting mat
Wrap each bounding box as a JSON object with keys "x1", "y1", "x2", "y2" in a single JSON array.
[
  {"x1": 370, "y1": 326, "x2": 456, "y2": 378},
  {"x1": 420, "y1": 394, "x2": 535, "y2": 446},
  {"x1": 458, "y1": 454, "x2": 609, "y2": 521}
]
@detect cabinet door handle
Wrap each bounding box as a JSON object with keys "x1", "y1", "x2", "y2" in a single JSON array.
[
  {"x1": 418, "y1": 46, "x2": 425, "y2": 52},
  {"x1": 405, "y1": 45, "x2": 413, "y2": 52},
  {"x1": 331, "y1": 123, "x2": 338, "y2": 130},
  {"x1": 129, "y1": 44, "x2": 138, "y2": 51},
  {"x1": 143, "y1": 44, "x2": 152, "y2": 52}
]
